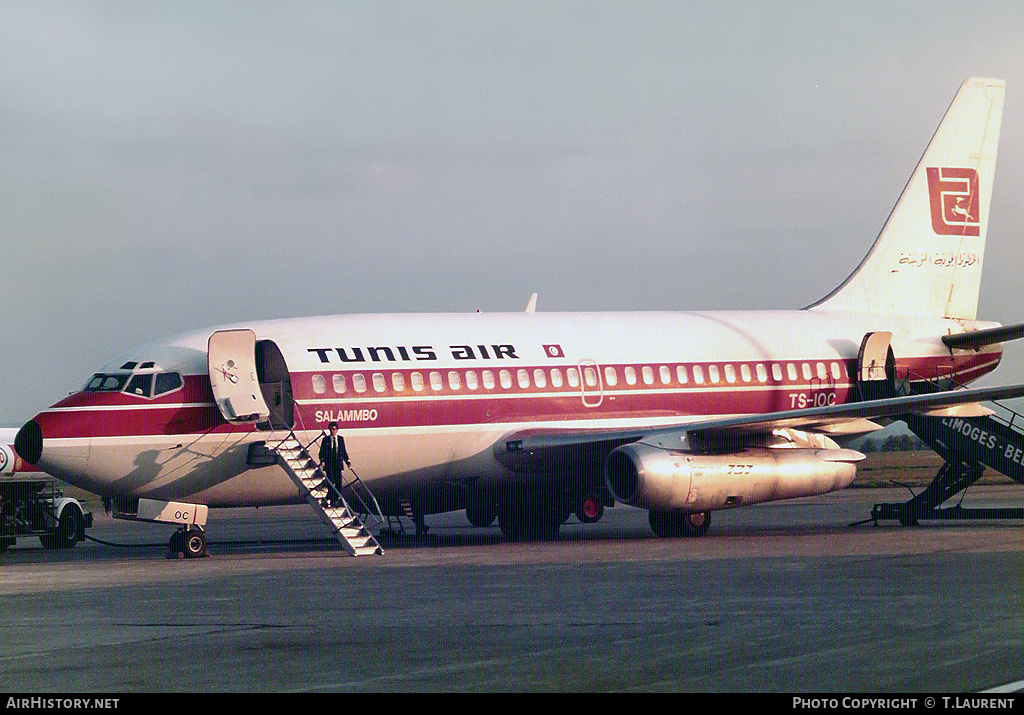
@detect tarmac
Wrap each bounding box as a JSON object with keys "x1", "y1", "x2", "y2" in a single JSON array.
[{"x1": 3, "y1": 485, "x2": 1024, "y2": 692}]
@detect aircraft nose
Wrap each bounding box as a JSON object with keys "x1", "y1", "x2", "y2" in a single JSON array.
[{"x1": 14, "y1": 419, "x2": 42, "y2": 465}]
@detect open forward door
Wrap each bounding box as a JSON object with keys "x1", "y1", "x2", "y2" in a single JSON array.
[{"x1": 208, "y1": 329, "x2": 271, "y2": 423}]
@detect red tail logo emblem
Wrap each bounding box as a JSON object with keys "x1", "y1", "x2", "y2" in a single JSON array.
[{"x1": 926, "y1": 167, "x2": 980, "y2": 236}]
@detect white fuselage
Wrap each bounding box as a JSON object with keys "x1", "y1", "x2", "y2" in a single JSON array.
[{"x1": 24, "y1": 309, "x2": 1001, "y2": 508}]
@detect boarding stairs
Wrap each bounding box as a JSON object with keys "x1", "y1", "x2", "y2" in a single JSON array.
[
  {"x1": 269, "y1": 430, "x2": 384, "y2": 556},
  {"x1": 868, "y1": 376, "x2": 1024, "y2": 525}
]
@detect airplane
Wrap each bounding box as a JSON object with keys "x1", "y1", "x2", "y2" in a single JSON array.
[
  {"x1": 13, "y1": 77, "x2": 1024, "y2": 555},
  {"x1": 1, "y1": 428, "x2": 30, "y2": 476}
]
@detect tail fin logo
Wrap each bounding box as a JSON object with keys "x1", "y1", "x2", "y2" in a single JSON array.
[{"x1": 926, "y1": 167, "x2": 980, "y2": 236}]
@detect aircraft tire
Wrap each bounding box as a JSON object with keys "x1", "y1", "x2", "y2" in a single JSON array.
[
  {"x1": 466, "y1": 497, "x2": 498, "y2": 528},
  {"x1": 575, "y1": 493, "x2": 604, "y2": 524},
  {"x1": 648, "y1": 509, "x2": 711, "y2": 538},
  {"x1": 184, "y1": 529, "x2": 207, "y2": 559},
  {"x1": 168, "y1": 530, "x2": 184, "y2": 557},
  {"x1": 497, "y1": 490, "x2": 561, "y2": 541}
]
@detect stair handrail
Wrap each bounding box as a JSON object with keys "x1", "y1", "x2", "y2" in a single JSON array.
[
  {"x1": 289, "y1": 399, "x2": 387, "y2": 529},
  {"x1": 339, "y1": 466, "x2": 387, "y2": 530}
]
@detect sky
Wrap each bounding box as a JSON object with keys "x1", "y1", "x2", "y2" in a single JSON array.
[{"x1": 2, "y1": 0, "x2": 1024, "y2": 425}]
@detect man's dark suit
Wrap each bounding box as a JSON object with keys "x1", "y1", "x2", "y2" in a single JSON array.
[{"x1": 318, "y1": 433, "x2": 349, "y2": 506}]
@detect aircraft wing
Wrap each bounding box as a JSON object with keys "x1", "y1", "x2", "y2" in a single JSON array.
[{"x1": 494, "y1": 383, "x2": 1024, "y2": 473}]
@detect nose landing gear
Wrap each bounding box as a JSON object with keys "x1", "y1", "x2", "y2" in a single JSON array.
[{"x1": 168, "y1": 526, "x2": 208, "y2": 559}]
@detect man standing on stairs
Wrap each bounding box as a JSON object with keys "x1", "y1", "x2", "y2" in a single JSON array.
[{"x1": 318, "y1": 422, "x2": 350, "y2": 507}]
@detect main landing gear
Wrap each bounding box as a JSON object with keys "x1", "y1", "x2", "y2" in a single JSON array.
[
  {"x1": 168, "y1": 526, "x2": 209, "y2": 559},
  {"x1": 496, "y1": 489, "x2": 567, "y2": 541},
  {"x1": 466, "y1": 494, "x2": 499, "y2": 528},
  {"x1": 648, "y1": 509, "x2": 712, "y2": 538}
]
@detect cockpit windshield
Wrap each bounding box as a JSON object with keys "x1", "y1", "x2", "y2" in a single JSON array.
[
  {"x1": 84, "y1": 370, "x2": 183, "y2": 398},
  {"x1": 84, "y1": 373, "x2": 131, "y2": 392},
  {"x1": 125, "y1": 373, "x2": 153, "y2": 397}
]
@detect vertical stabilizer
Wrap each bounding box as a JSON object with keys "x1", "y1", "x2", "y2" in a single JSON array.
[{"x1": 809, "y1": 78, "x2": 1004, "y2": 320}]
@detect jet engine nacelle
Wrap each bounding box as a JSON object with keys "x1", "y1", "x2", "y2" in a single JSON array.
[{"x1": 604, "y1": 441, "x2": 863, "y2": 512}]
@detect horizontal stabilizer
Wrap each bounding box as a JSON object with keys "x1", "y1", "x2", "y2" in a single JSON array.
[{"x1": 942, "y1": 322, "x2": 1024, "y2": 350}]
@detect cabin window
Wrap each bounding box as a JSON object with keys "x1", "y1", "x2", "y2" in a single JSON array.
[
  {"x1": 534, "y1": 369, "x2": 547, "y2": 388},
  {"x1": 708, "y1": 365, "x2": 720, "y2": 383},
  {"x1": 693, "y1": 366, "x2": 704, "y2": 384},
  {"x1": 787, "y1": 363, "x2": 798, "y2": 381},
  {"x1": 352, "y1": 374, "x2": 367, "y2": 393},
  {"x1": 676, "y1": 366, "x2": 688, "y2": 384},
  {"x1": 659, "y1": 366, "x2": 671, "y2": 384},
  {"x1": 756, "y1": 364, "x2": 768, "y2": 383},
  {"x1": 816, "y1": 362, "x2": 828, "y2": 380},
  {"x1": 802, "y1": 363, "x2": 812, "y2": 381},
  {"x1": 642, "y1": 366, "x2": 654, "y2": 385},
  {"x1": 153, "y1": 371, "x2": 183, "y2": 396},
  {"x1": 604, "y1": 367, "x2": 617, "y2": 387},
  {"x1": 411, "y1": 372, "x2": 424, "y2": 391},
  {"x1": 550, "y1": 369, "x2": 563, "y2": 388},
  {"x1": 583, "y1": 366, "x2": 598, "y2": 388},
  {"x1": 466, "y1": 371, "x2": 479, "y2": 390},
  {"x1": 624, "y1": 366, "x2": 637, "y2": 385},
  {"x1": 372, "y1": 373, "x2": 386, "y2": 393},
  {"x1": 567, "y1": 368, "x2": 580, "y2": 388},
  {"x1": 392, "y1": 372, "x2": 405, "y2": 391},
  {"x1": 741, "y1": 364, "x2": 752, "y2": 382},
  {"x1": 332, "y1": 374, "x2": 347, "y2": 394},
  {"x1": 517, "y1": 369, "x2": 530, "y2": 388},
  {"x1": 724, "y1": 365, "x2": 736, "y2": 383},
  {"x1": 429, "y1": 371, "x2": 443, "y2": 391},
  {"x1": 448, "y1": 371, "x2": 461, "y2": 390},
  {"x1": 831, "y1": 362, "x2": 842, "y2": 380},
  {"x1": 483, "y1": 370, "x2": 496, "y2": 390},
  {"x1": 499, "y1": 370, "x2": 513, "y2": 389},
  {"x1": 772, "y1": 364, "x2": 783, "y2": 382}
]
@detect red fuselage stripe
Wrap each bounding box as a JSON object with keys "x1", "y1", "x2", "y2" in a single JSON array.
[{"x1": 33, "y1": 352, "x2": 1002, "y2": 439}]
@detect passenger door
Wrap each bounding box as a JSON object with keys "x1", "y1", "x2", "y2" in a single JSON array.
[{"x1": 208, "y1": 329, "x2": 271, "y2": 423}]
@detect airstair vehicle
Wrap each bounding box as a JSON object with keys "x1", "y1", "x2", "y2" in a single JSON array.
[
  {"x1": 851, "y1": 330, "x2": 1024, "y2": 525},
  {"x1": 865, "y1": 365, "x2": 1024, "y2": 525},
  {"x1": 870, "y1": 405, "x2": 1024, "y2": 525},
  {"x1": 267, "y1": 431, "x2": 384, "y2": 556}
]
